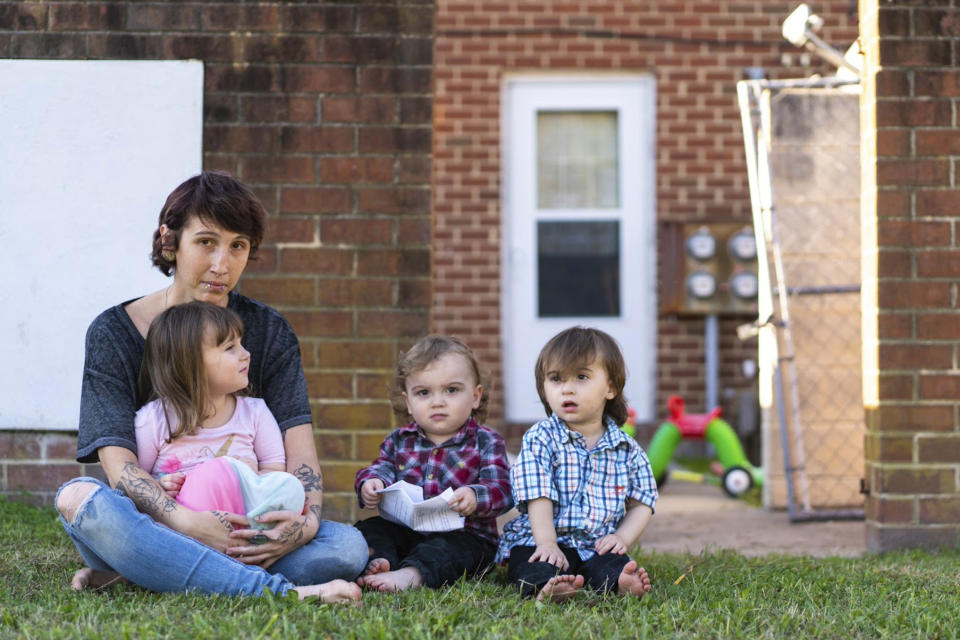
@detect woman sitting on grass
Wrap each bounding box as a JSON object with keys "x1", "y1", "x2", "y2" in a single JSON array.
[{"x1": 55, "y1": 171, "x2": 367, "y2": 603}]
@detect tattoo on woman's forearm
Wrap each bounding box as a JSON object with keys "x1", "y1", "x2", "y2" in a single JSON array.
[
  {"x1": 116, "y1": 461, "x2": 177, "y2": 520},
  {"x1": 309, "y1": 504, "x2": 322, "y2": 523},
  {"x1": 210, "y1": 510, "x2": 233, "y2": 533},
  {"x1": 293, "y1": 464, "x2": 324, "y2": 493}
]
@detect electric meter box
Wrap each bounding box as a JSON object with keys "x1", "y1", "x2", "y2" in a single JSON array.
[{"x1": 660, "y1": 221, "x2": 759, "y2": 315}]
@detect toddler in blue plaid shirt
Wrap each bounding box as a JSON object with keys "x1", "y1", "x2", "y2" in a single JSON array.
[{"x1": 497, "y1": 327, "x2": 658, "y2": 602}]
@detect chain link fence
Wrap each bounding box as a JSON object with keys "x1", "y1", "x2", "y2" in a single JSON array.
[{"x1": 739, "y1": 79, "x2": 865, "y2": 519}]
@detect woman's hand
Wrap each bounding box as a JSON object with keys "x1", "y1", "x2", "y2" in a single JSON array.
[
  {"x1": 185, "y1": 510, "x2": 248, "y2": 553},
  {"x1": 529, "y1": 542, "x2": 569, "y2": 570},
  {"x1": 226, "y1": 508, "x2": 319, "y2": 569},
  {"x1": 447, "y1": 487, "x2": 477, "y2": 516},
  {"x1": 360, "y1": 479, "x2": 385, "y2": 508},
  {"x1": 159, "y1": 472, "x2": 186, "y2": 499}
]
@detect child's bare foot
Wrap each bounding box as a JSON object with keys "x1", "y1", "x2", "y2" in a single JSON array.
[
  {"x1": 356, "y1": 557, "x2": 391, "y2": 585},
  {"x1": 294, "y1": 579, "x2": 362, "y2": 604},
  {"x1": 360, "y1": 566, "x2": 423, "y2": 592},
  {"x1": 536, "y1": 574, "x2": 584, "y2": 603},
  {"x1": 617, "y1": 561, "x2": 651, "y2": 598},
  {"x1": 70, "y1": 568, "x2": 126, "y2": 591}
]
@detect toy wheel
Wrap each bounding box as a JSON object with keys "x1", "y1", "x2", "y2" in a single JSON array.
[{"x1": 722, "y1": 466, "x2": 753, "y2": 497}]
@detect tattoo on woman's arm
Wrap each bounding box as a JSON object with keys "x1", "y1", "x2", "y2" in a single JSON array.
[
  {"x1": 116, "y1": 461, "x2": 177, "y2": 520},
  {"x1": 293, "y1": 464, "x2": 324, "y2": 493}
]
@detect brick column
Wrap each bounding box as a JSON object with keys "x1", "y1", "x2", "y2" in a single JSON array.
[{"x1": 861, "y1": 0, "x2": 960, "y2": 550}]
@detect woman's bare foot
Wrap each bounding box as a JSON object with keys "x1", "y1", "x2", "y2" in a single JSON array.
[
  {"x1": 294, "y1": 579, "x2": 362, "y2": 604},
  {"x1": 536, "y1": 574, "x2": 584, "y2": 603},
  {"x1": 356, "y1": 557, "x2": 390, "y2": 586},
  {"x1": 70, "y1": 568, "x2": 126, "y2": 591},
  {"x1": 360, "y1": 566, "x2": 423, "y2": 592},
  {"x1": 617, "y1": 561, "x2": 651, "y2": 598}
]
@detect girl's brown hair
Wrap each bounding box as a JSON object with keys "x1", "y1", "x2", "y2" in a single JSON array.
[
  {"x1": 390, "y1": 335, "x2": 489, "y2": 423},
  {"x1": 534, "y1": 326, "x2": 629, "y2": 426},
  {"x1": 138, "y1": 301, "x2": 246, "y2": 440}
]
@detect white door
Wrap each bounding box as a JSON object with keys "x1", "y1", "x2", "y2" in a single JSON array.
[{"x1": 502, "y1": 75, "x2": 657, "y2": 424}]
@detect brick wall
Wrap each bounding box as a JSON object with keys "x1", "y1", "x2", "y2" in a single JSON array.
[
  {"x1": 433, "y1": 0, "x2": 858, "y2": 447},
  {"x1": 0, "y1": 1, "x2": 433, "y2": 521},
  {"x1": 861, "y1": 0, "x2": 960, "y2": 550}
]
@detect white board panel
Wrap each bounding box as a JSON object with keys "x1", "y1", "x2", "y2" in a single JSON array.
[{"x1": 0, "y1": 60, "x2": 203, "y2": 430}]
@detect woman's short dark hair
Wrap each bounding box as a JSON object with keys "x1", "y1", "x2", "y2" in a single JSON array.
[{"x1": 151, "y1": 171, "x2": 266, "y2": 275}]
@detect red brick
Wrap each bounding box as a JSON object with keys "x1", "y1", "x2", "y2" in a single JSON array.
[
  {"x1": 318, "y1": 278, "x2": 394, "y2": 307},
  {"x1": 321, "y1": 462, "x2": 363, "y2": 492},
  {"x1": 876, "y1": 129, "x2": 911, "y2": 156},
  {"x1": 874, "y1": 404, "x2": 955, "y2": 432},
  {"x1": 879, "y1": 40, "x2": 952, "y2": 66},
  {"x1": 321, "y1": 218, "x2": 394, "y2": 246},
  {"x1": 357, "y1": 249, "x2": 429, "y2": 277},
  {"x1": 878, "y1": 375, "x2": 914, "y2": 401},
  {"x1": 357, "y1": 373, "x2": 394, "y2": 398},
  {"x1": 916, "y1": 251, "x2": 960, "y2": 278},
  {"x1": 244, "y1": 35, "x2": 319, "y2": 63},
  {"x1": 0, "y1": 433, "x2": 41, "y2": 459},
  {"x1": 44, "y1": 434, "x2": 79, "y2": 459},
  {"x1": 878, "y1": 313, "x2": 911, "y2": 339},
  {"x1": 8, "y1": 463, "x2": 83, "y2": 492},
  {"x1": 317, "y1": 341, "x2": 396, "y2": 369},
  {"x1": 915, "y1": 70, "x2": 960, "y2": 97},
  {"x1": 866, "y1": 496, "x2": 914, "y2": 523},
  {"x1": 280, "y1": 187, "x2": 352, "y2": 214},
  {"x1": 879, "y1": 344, "x2": 953, "y2": 370},
  {"x1": 877, "y1": 220, "x2": 951, "y2": 247},
  {"x1": 314, "y1": 431, "x2": 353, "y2": 460},
  {"x1": 281, "y1": 126, "x2": 354, "y2": 153},
  {"x1": 267, "y1": 217, "x2": 315, "y2": 244},
  {"x1": 916, "y1": 313, "x2": 960, "y2": 339},
  {"x1": 282, "y1": 67, "x2": 355, "y2": 93},
  {"x1": 239, "y1": 155, "x2": 314, "y2": 184},
  {"x1": 878, "y1": 281, "x2": 951, "y2": 308},
  {"x1": 241, "y1": 96, "x2": 316, "y2": 123},
  {"x1": 917, "y1": 129, "x2": 960, "y2": 156},
  {"x1": 205, "y1": 125, "x2": 281, "y2": 153},
  {"x1": 49, "y1": 3, "x2": 124, "y2": 30},
  {"x1": 314, "y1": 404, "x2": 393, "y2": 430},
  {"x1": 877, "y1": 251, "x2": 911, "y2": 278},
  {"x1": 202, "y1": 5, "x2": 280, "y2": 31},
  {"x1": 284, "y1": 310, "x2": 353, "y2": 337},
  {"x1": 11, "y1": 33, "x2": 85, "y2": 58},
  {"x1": 319, "y1": 158, "x2": 394, "y2": 184},
  {"x1": 280, "y1": 5, "x2": 355, "y2": 32},
  {"x1": 164, "y1": 34, "x2": 239, "y2": 62},
  {"x1": 358, "y1": 127, "x2": 432, "y2": 154},
  {"x1": 877, "y1": 159, "x2": 950, "y2": 186},
  {"x1": 128, "y1": 4, "x2": 199, "y2": 30},
  {"x1": 280, "y1": 248, "x2": 353, "y2": 275},
  {"x1": 357, "y1": 433, "x2": 391, "y2": 461},
  {"x1": 916, "y1": 189, "x2": 960, "y2": 215},
  {"x1": 356, "y1": 311, "x2": 429, "y2": 338},
  {"x1": 877, "y1": 467, "x2": 955, "y2": 494},
  {"x1": 240, "y1": 277, "x2": 314, "y2": 306},
  {"x1": 919, "y1": 374, "x2": 960, "y2": 400},
  {"x1": 398, "y1": 279, "x2": 431, "y2": 307},
  {"x1": 917, "y1": 436, "x2": 960, "y2": 463},
  {"x1": 323, "y1": 97, "x2": 397, "y2": 124},
  {"x1": 357, "y1": 188, "x2": 430, "y2": 214},
  {"x1": 919, "y1": 497, "x2": 960, "y2": 523},
  {"x1": 305, "y1": 372, "x2": 354, "y2": 399}
]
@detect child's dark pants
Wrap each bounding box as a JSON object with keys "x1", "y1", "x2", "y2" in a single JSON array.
[
  {"x1": 506, "y1": 544, "x2": 632, "y2": 598},
  {"x1": 355, "y1": 516, "x2": 496, "y2": 589}
]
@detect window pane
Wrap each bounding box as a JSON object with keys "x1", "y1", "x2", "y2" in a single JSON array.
[
  {"x1": 538, "y1": 221, "x2": 620, "y2": 317},
  {"x1": 537, "y1": 111, "x2": 619, "y2": 209}
]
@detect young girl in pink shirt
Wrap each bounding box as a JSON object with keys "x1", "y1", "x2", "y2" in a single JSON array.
[{"x1": 135, "y1": 302, "x2": 305, "y2": 529}]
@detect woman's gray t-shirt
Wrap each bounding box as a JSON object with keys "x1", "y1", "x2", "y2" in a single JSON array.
[{"x1": 76, "y1": 292, "x2": 312, "y2": 463}]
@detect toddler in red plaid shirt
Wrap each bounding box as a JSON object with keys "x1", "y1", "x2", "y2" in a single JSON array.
[{"x1": 354, "y1": 336, "x2": 513, "y2": 592}]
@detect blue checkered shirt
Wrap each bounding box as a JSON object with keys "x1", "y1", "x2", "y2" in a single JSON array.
[{"x1": 496, "y1": 413, "x2": 658, "y2": 562}]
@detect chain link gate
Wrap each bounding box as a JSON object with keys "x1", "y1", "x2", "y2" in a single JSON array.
[{"x1": 738, "y1": 77, "x2": 865, "y2": 521}]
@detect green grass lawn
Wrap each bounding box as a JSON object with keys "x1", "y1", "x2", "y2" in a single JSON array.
[{"x1": 2, "y1": 497, "x2": 958, "y2": 640}]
